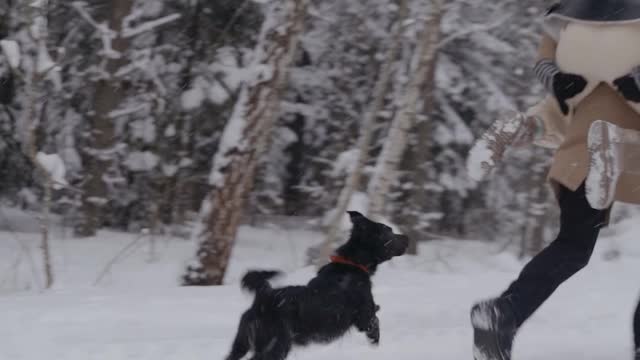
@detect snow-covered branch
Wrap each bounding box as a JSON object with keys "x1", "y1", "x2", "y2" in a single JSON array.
[
  {"x1": 0, "y1": 40, "x2": 21, "y2": 69},
  {"x1": 122, "y1": 14, "x2": 181, "y2": 38},
  {"x1": 71, "y1": 1, "x2": 179, "y2": 57},
  {"x1": 71, "y1": 1, "x2": 120, "y2": 59},
  {"x1": 36, "y1": 153, "x2": 68, "y2": 190},
  {"x1": 108, "y1": 103, "x2": 149, "y2": 119},
  {"x1": 437, "y1": 14, "x2": 510, "y2": 49}
]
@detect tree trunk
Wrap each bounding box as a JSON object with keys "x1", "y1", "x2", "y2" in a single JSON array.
[
  {"x1": 25, "y1": 0, "x2": 54, "y2": 288},
  {"x1": 164, "y1": 0, "x2": 202, "y2": 227},
  {"x1": 315, "y1": 0, "x2": 409, "y2": 264},
  {"x1": 397, "y1": 2, "x2": 445, "y2": 255},
  {"x1": 367, "y1": 0, "x2": 444, "y2": 220},
  {"x1": 283, "y1": 94, "x2": 307, "y2": 215},
  {"x1": 183, "y1": 0, "x2": 308, "y2": 286},
  {"x1": 519, "y1": 148, "x2": 552, "y2": 258},
  {"x1": 75, "y1": 0, "x2": 133, "y2": 237}
]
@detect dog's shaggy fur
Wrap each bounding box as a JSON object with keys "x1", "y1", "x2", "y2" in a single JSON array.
[{"x1": 225, "y1": 211, "x2": 409, "y2": 360}]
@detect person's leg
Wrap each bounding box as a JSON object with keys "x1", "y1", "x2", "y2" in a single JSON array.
[
  {"x1": 472, "y1": 182, "x2": 608, "y2": 360},
  {"x1": 634, "y1": 298, "x2": 640, "y2": 359},
  {"x1": 501, "y1": 182, "x2": 608, "y2": 326}
]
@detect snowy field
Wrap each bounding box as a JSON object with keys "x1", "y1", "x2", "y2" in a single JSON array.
[{"x1": 0, "y1": 208, "x2": 639, "y2": 360}]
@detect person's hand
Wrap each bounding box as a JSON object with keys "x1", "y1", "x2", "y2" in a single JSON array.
[
  {"x1": 552, "y1": 72, "x2": 588, "y2": 115},
  {"x1": 613, "y1": 71, "x2": 640, "y2": 103}
]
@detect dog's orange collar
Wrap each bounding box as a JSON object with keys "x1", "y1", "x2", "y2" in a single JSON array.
[{"x1": 330, "y1": 255, "x2": 369, "y2": 274}]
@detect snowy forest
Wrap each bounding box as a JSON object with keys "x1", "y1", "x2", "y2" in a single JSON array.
[
  {"x1": 2, "y1": 1, "x2": 640, "y2": 359},
  {"x1": 1, "y1": 0, "x2": 638, "y2": 287},
  {"x1": 0, "y1": 0, "x2": 584, "y2": 283}
]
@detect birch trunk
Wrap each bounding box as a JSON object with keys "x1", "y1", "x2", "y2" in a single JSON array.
[
  {"x1": 367, "y1": 0, "x2": 444, "y2": 220},
  {"x1": 25, "y1": 0, "x2": 54, "y2": 288},
  {"x1": 317, "y1": 0, "x2": 410, "y2": 264},
  {"x1": 183, "y1": 0, "x2": 308, "y2": 286},
  {"x1": 398, "y1": 2, "x2": 445, "y2": 254},
  {"x1": 520, "y1": 149, "x2": 552, "y2": 258}
]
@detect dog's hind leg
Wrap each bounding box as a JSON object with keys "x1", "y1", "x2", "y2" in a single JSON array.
[
  {"x1": 226, "y1": 314, "x2": 253, "y2": 360},
  {"x1": 250, "y1": 340, "x2": 291, "y2": 360},
  {"x1": 226, "y1": 333, "x2": 250, "y2": 360},
  {"x1": 250, "y1": 323, "x2": 292, "y2": 360}
]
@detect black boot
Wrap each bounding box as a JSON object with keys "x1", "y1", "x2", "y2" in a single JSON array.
[{"x1": 471, "y1": 297, "x2": 518, "y2": 360}]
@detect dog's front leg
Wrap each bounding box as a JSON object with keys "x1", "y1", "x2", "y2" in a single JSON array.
[
  {"x1": 364, "y1": 315, "x2": 380, "y2": 345},
  {"x1": 356, "y1": 302, "x2": 380, "y2": 345}
]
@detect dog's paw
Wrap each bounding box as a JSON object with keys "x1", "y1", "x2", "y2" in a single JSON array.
[
  {"x1": 367, "y1": 332, "x2": 380, "y2": 346},
  {"x1": 366, "y1": 316, "x2": 380, "y2": 346}
]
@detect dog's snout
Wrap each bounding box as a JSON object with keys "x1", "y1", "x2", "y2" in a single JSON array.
[
  {"x1": 400, "y1": 234, "x2": 409, "y2": 247},
  {"x1": 393, "y1": 234, "x2": 409, "y2": 255}
]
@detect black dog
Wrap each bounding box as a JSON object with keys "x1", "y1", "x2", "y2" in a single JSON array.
[{"x1": 225, "y1": 211, "x2": 409, "y2": 360}]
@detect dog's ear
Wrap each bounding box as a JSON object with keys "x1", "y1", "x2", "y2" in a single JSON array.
[{"x1": 347, "y1": 211, "x2": 365, "y2": 224}]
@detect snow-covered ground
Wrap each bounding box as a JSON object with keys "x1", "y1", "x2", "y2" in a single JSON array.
[{"x1": 0, "y1": 208, "x2": 639, "y2": 360}]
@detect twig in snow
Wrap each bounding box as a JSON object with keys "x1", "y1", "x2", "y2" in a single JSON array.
[
  {"x1": 93, "y1": 232, "x2": 148, "y2": 285},
  {"x1": 0, "y1": 254, "x2": 23, "y2": 290},
  {"x1": 433, "y1": 247, "x2": 455, "y2": 271},
  {"x1": 494, "y1": 236, "x2": 517, "y2": 255},
  {"x1": 0, "y1": 207, "x2": 43, "y2": 290}
]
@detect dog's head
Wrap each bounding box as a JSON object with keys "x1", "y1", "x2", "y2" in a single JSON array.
[{"x1": 334, "y1": 211, "x2": 409, "y2": 274}]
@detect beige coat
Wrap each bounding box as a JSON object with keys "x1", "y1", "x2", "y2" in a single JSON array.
[{"x1": 530, "y1": 31, "x2": 640, "y2": 205}]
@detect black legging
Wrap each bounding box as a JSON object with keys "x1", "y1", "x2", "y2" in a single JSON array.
[
  {"x1": 634, "y1": 299, "x2": 640, "y2": 351},
  {"x1": 501, "y1": 183, "x2": 609, "y2": 327}
]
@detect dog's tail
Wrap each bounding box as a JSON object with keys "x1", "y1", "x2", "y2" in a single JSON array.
[{"x1": 241, "y1": 270, "x2": 281, "y2": 294}]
